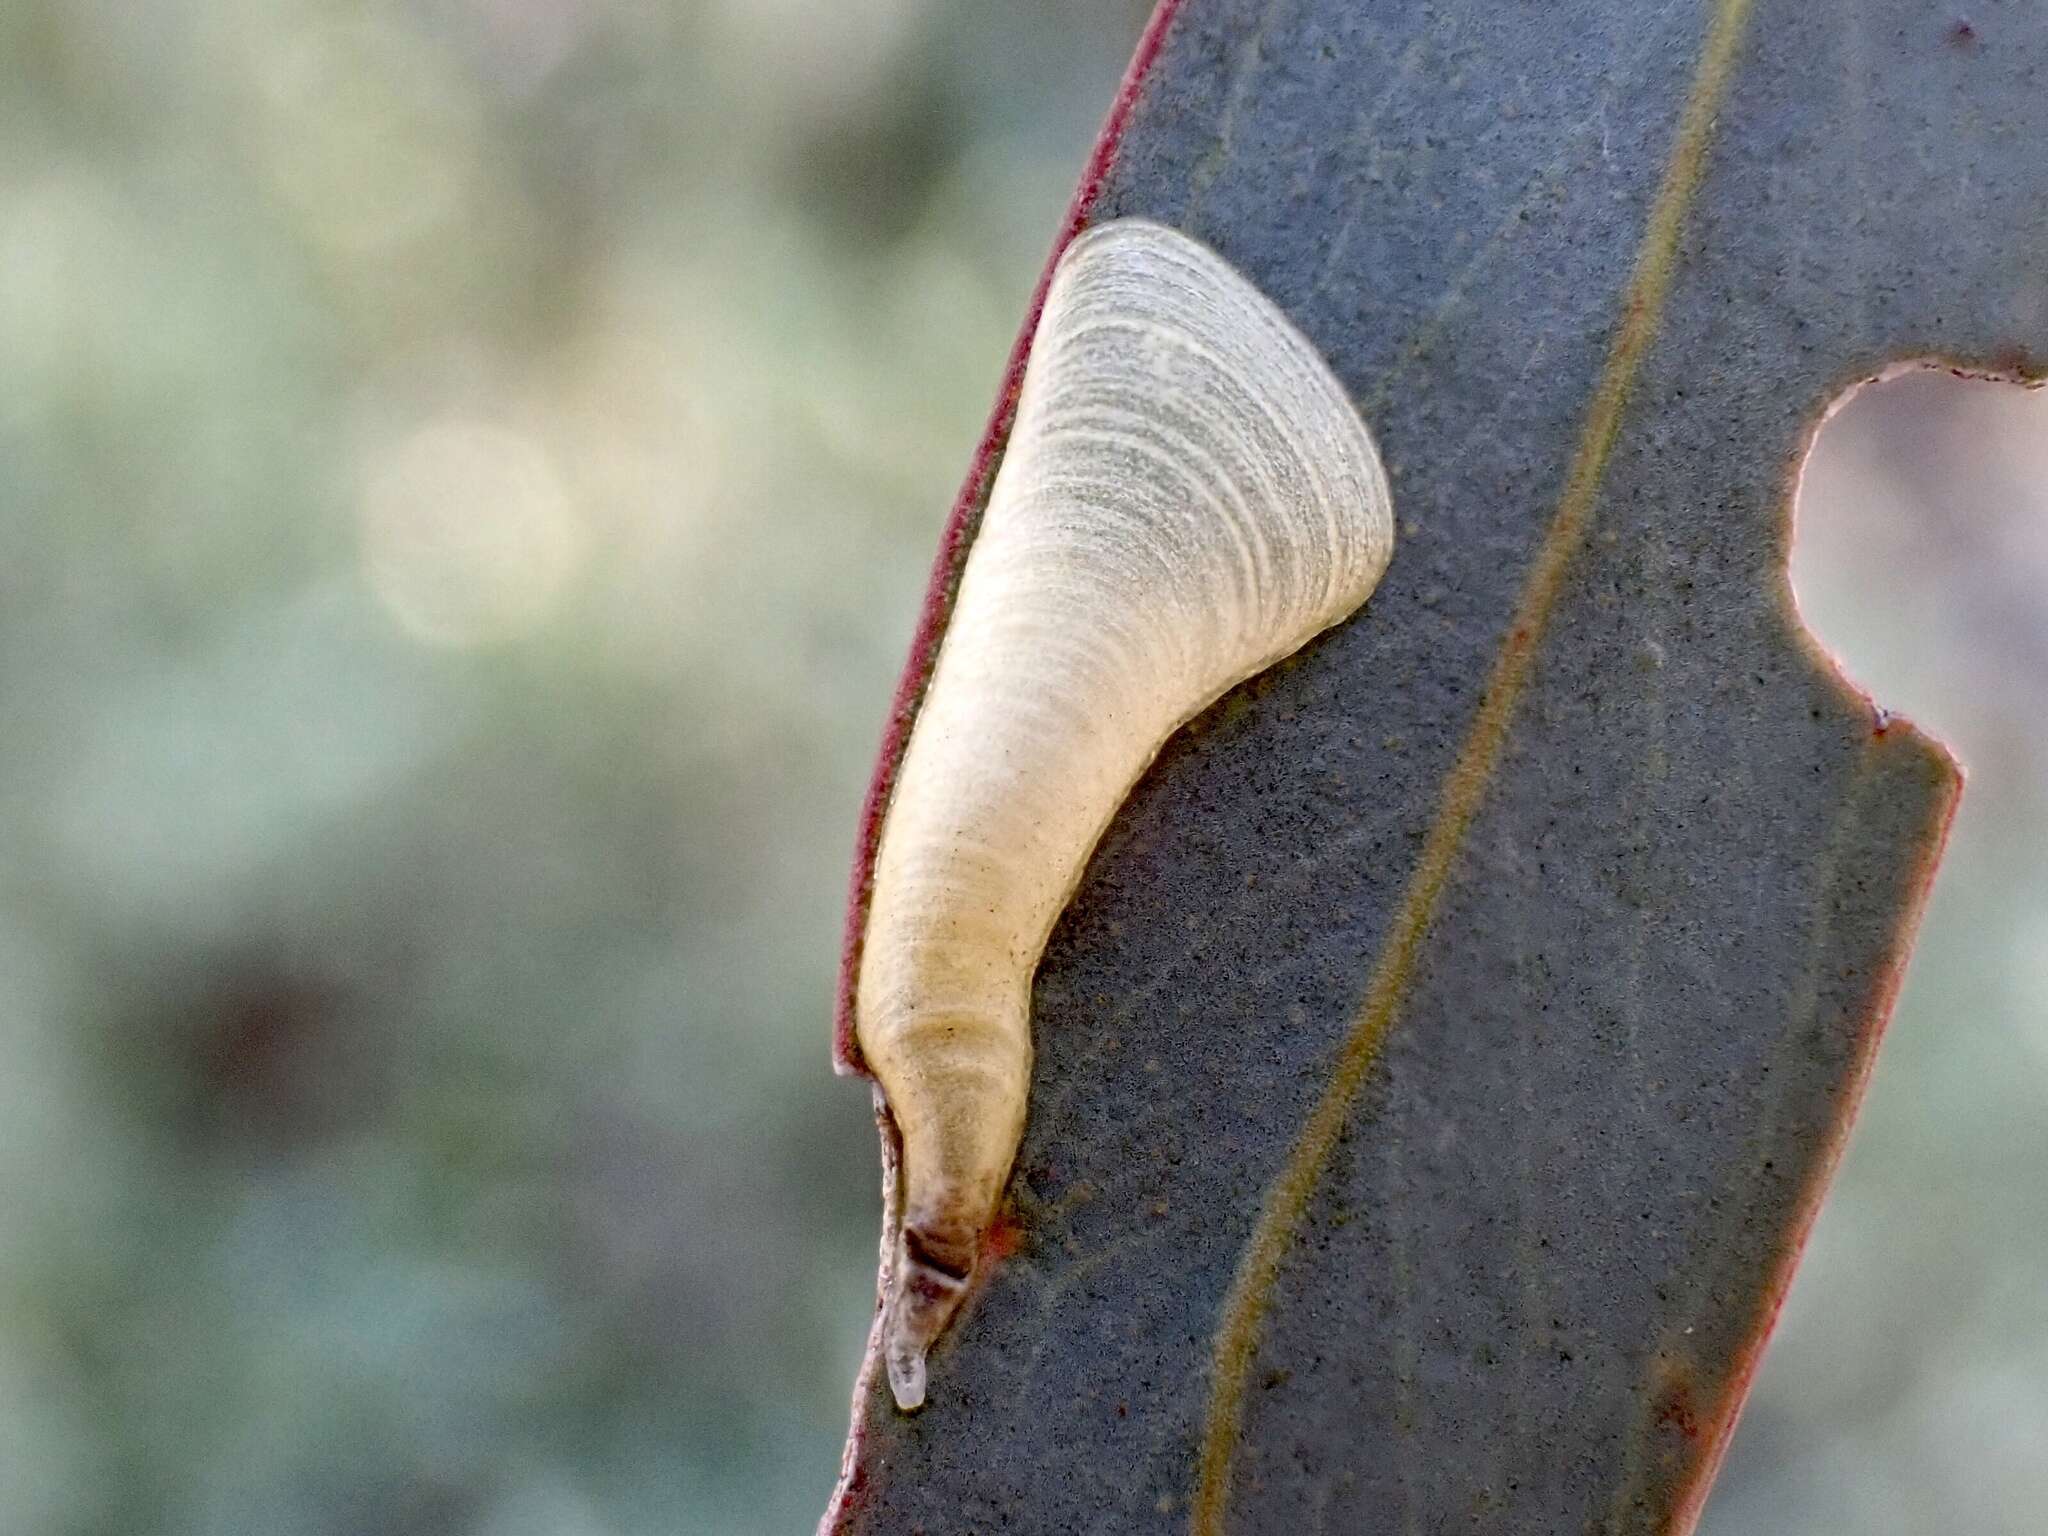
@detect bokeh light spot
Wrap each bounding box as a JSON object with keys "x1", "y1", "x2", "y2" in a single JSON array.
[{"x1": 359, "y1": 420, "x2": 585, "y2": 649}]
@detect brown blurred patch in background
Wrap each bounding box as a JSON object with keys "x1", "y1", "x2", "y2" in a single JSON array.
[{"x1": 0, "y1": 4, "x2": 2041, "y2": 1532}]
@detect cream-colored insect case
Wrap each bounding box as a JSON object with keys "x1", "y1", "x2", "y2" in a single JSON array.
[{"x1": 856, "y1": 217, "x2": 1394, "y2": 1409}]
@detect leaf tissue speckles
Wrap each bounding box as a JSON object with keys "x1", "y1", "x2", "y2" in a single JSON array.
[{"x1": 853, "y1": 217, "x2": 1394, "y2": 1411}]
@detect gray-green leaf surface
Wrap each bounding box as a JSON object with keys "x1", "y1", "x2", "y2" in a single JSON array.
[{"x1": 829, "y1": 1, "x2": 2018, "y2": 1528}]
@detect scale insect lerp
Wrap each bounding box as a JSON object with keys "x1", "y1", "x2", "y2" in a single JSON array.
[{"x1": 852, "y1": 216, "x2": 1395, "y2": 1410}]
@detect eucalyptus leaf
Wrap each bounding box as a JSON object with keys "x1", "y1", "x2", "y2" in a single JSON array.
[{"x1": 826, "y1": 0, "x2": 2017, "y2": 1528}]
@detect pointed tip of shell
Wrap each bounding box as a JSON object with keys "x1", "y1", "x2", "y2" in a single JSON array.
[
  {"x1": 885, "y1": 1335, "x2": 928, "y2": 1412},
  {"x1": 881, "y1": 1234, "x2": 973, "y2": 1414}
]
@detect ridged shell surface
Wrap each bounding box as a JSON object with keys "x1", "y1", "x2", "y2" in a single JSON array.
[{"x1": 855, "y1": 217, "x2": 1394, "y2": 1408}]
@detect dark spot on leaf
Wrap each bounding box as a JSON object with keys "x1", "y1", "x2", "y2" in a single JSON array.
[
  {"x1": 1990, "y1": 343, "x2": 2040, "y2": 378},
  {"x1": 1652, "y1": 1353, "x2": 1704, "y2": 1442},
  {"x1": 983, "y1": 1205, "x2": 1027, "y2": 1262}
]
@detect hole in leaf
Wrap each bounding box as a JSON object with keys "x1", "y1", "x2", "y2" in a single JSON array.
[{"x1": 1703, "y1": 367, "x2": 2048, "y2": 1532}]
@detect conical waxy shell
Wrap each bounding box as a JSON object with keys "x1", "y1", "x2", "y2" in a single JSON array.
[{"x1": 855, "y1": 217, "x2": 1394, "y2": 1408}]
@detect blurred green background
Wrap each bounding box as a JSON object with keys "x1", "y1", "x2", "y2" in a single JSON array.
[{"x1": 1, "y1": 3, "x2": 2040, "y2": 1533}]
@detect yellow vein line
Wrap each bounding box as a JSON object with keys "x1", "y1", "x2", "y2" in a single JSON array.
[{"x1": 1188, "y1": 2, "x2": 1758, "y2": 1530}]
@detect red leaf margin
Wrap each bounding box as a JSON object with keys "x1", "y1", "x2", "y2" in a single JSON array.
[{"x1": 818, "y1": 9, "x2": 1186, "y2": 1526}]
